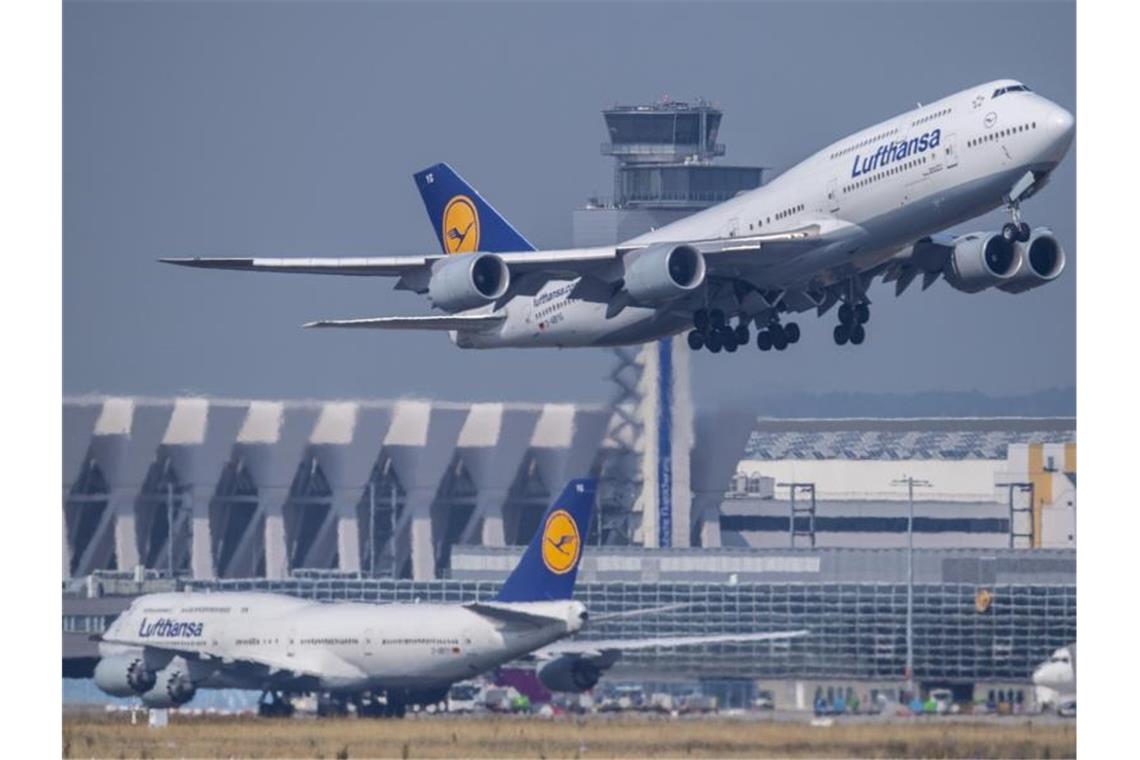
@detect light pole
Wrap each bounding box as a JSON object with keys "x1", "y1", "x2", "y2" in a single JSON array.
[{"x1": 892, "y1": 475, "x2": 931, "y2": 700}]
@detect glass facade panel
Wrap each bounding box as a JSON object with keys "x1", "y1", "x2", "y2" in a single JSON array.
[{"x1": 181, "y1": 578, "x2": 1075, "y2": 682}]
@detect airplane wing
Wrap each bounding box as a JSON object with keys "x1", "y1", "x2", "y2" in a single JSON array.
[
  {"x1": 303, "y1": 314, "x2": 505, "y2": 331},
  {"x1": 159, "y1": 256, "x2": 437, "y2": 277},
  {"x1": 537, "y1": 629, "x2": 809, "y2": 659},
  {"x1": 158, "y1": 222, "x2": 842, "y2": 286}
]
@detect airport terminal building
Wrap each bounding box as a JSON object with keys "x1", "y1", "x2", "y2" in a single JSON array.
[{"x1": 63, "y1": 395, "x2": 1076, "y2": 703}]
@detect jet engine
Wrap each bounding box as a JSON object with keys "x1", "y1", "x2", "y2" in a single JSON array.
[
  {"x1": 140, "y1": 663, "x2": 197, "y2": 708},
  {"x1": 622, "y1": 243, "x2": 706, "y2": 304},
  {"x1": 998, "y1": 228, "x2": 1066, "y2": 294},
  {"x1": 427, "y1": 253, "x2": 510, "y2": 312},
  {"x1": 536, "y1": 655, "x2": 603, "y2": 693},
  {"x1": 93, "y1": 654, "x2": 157, "y2": 697},
  {"x1": 943, "y1": 232, "x2": 1019, "y2": 293}
]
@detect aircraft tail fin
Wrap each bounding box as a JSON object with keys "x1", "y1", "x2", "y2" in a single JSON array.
[
  {"x1": 494, "y1": 479, "x2": 596, "y2": 603},
  {"x1": 413, "y1": 163, "x2": 536, "y2": 254}
]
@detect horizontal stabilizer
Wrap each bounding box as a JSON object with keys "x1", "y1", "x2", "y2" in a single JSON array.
[
  {"x1": 464, "y1": 602, "x2": 563, "y2": 627},
  {"x1": 303, "y1": 314, "x2": 505, "y2": 331}
]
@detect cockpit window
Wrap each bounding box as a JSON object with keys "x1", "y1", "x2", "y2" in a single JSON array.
[{"x1": 993, "y1": 84, "x2": 1032, "y2": 98}]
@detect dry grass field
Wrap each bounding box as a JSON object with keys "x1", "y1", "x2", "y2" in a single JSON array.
[{"x1": 62, "y1": 712, "x2": 1075, "y2": 759}]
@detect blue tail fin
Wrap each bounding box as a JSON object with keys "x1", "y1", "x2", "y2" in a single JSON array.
[
  {"x1": 413, "y1": 162, "x2": 536, "y2": 254},
  {"x1": 494, "y1": 479, "x2": 596, "y2": 603}
]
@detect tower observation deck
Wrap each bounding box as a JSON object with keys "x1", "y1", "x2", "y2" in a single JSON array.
[{"x1": 573, "y1": 99, "x2": 766, "y2": 247}]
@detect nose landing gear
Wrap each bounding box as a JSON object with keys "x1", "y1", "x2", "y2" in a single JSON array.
[{"x1": 1002, "y1": 196, "x2": 1032, "y2": 243}]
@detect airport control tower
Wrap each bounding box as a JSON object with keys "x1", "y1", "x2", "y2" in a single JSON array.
[
  {"x1": 580, "y1": 100, "x2": 766, "y2": 549},
  {"x1": 573, "y1": 99, "x2": 766, "y2": 246}
]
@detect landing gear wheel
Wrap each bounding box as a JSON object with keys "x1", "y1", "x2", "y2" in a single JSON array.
[
  {"x1": 693, "y1": 309, "x2": 710, "y2": 332},
  {"x1": 724, "y1": 336, "x2": 739, "y2": 353},
  {"x1": 1002, "y1": 222, "x2": 1020, "y2": 243},
  {"x1": 734, "y1": 324, "x2": 750, "y2": 345},
  {"x1": 770, "y1": 325, "x2": 789, "y2": 351},
  {"x1": 709, "y1": 309, "x2": 726, "y2": 330},
  {"x1": 687, "y1": 330, "x2": 704, "y2": 351},
  {"x1": 855, "y1": 304, "x2": 870, "y2": 324},
  {"x1": 834, "y1": 324, "x2": 850, "y2": 346},
  {"x1": 756, "y1": 330, "x2": 773, "y2": 351},
  {"x1": 706, "y1": 331, "x2": 723, "y2": 353},
  {"x1": 1017, "y1": 222, "x2": 1031, "y2": 242},
  {"x1": 849, "y1": 323, "x2": 866, "y2": 345},
  {"x1": 720, "y1": 328, "x2": 738, "y2": 352},
  {"x1": 838, "y1": 303, "x2": 854, "y2": 325},
  {"x1": 785, "y1": 322, "x2": 801, "y2": 344}
]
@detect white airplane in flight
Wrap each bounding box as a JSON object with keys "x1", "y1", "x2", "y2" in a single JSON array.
[
  {"x1": 94, "y1": 479, "x2": 806, "y2": 717},
  {"x1": 164, "y1": 79, "x2": 1074, "y2": 354}
]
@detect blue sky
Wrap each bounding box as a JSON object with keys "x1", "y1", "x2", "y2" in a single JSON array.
[{"x1": 63, "y1": 1, "x2": 1075, "y2": 406}]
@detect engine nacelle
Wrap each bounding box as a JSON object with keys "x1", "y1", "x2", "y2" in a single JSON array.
[
  {"x1": 622, "y1": 243, "x2": 706, "y2": 305},
  {"x1": 427, "y1": 253, "x2": 510, "y2": 312},
  {"x1": 943, "y1": 232, "x2": 1019, "y2": 293},
  {"x1": 140, "y1": 663, "x2": 197, "y2": 708},
  {"x1": 998, "y1": 228, "x2": 1066, "y2": 294},
  {"x1": 94, "y1": 654, "x2": 157, "y2": 697},
  {"x1": 537, "y1": 655, "x2": 602, "y2": 693}
]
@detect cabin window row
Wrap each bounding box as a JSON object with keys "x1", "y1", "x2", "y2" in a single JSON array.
[
  {"x1": 841, "y1": 155, "x2": 928, "y2": 193},
  {"x1": 829, "y1": 127, "x2": 901, "y2": 160},
  {"x1": 968, "y1": 122, "x2": 1037, "y2": 148},
  {"x1": 775, "y1": 204, "x2": 804, "y2": 220},
  {"x1": 911, "y1": 107, "x2": 951, "y2": 127}
]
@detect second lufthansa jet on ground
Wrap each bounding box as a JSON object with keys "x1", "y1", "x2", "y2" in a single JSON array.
[
  {"x1": 94, "y1": 480, "x2": 805, "y2": 716},
  {"x1": 165, "y1": 79, "x2": 1074, "y2": 355}
]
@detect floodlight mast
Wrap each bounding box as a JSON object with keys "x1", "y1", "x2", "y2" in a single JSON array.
[{"x1": 892, "y1": 475, "x2": 932, "y2": 700}]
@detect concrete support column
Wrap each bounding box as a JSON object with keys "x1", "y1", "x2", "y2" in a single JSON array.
[
  {"x1": 408, "y1": 489, "x2": 437, "y2": 581},
  {"x1": 335, "y1": 500, "x2": 361, "y2": 573},
  {"x1": 190, "y1": 496, "x2": 214, "y2": 579},
  {"x1": 62, "y1": 505, "x2": 71, "y2": 578},
  {"x1": 699, "y1": 504, "x2": 722, "y2": 548},
  {"x1": 111, "y1": 491, "x2": 139, "y2": 571},
  {"x1": 263, "y1": 502, "x2": 288, "y2": 580},
  {"x1": 476, "y1": 488, "x2": 508, "y2": 547}
]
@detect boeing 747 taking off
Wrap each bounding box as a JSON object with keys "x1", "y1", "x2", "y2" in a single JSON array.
[{"x1": 165, "y1": 80, "x2": 1074, "y2": 354}]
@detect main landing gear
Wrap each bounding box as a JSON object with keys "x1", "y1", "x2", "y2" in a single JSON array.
[
  {"x1": 833, "y1": 301, "x2": 869, "y2": 346},
  {"x1": 257, "y1": 690, "x2": 297, "y2": 718},
  {"x1": 688, "y1": 308, "x2": 748, "y2": 354},
  {"x1": 688, "y1": 309, "x2": 800, "y2": 354},
  {"x1": 755, "y1": 319, "x2": 800, "y2": 352}
]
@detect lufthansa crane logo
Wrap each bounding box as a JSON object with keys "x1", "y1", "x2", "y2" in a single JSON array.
[
  {"x1": 442, "y1": 195, "x2": 480, "y2": 254},
  {"x1": 541, "y1": 509, "x2": 581, "y2": 575}
]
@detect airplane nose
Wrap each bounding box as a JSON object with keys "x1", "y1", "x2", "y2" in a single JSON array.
[
  {"x1": 1043, "y1": 104, "x2": 1075, "y2": 161},
  {"x1": 1051, "y1": 106, "x2": 1075, "y2": 140}
]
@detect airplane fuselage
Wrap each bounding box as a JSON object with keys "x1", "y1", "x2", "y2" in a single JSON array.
[
  {"x1": 455, "y1": 79, "x2": 1074, "y2": 348},
  {"x1": 99, "y1": 592, "x2": 584, "y2": 693}
]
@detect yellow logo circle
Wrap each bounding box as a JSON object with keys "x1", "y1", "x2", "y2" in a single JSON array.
[
  {"x1": 541, "y1": 509, "x2": 581, "y2": 575},
  {"x1": 442, "y1": 195, "x2": 480, "y2": 254}
]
